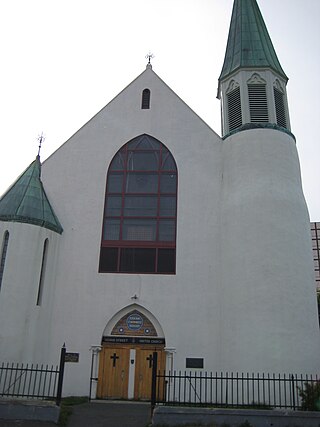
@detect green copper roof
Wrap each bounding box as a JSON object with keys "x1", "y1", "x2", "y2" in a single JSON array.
[
  {"x1": 0, "y1": 156, "x2": 63, "y2": 234},
  {"x1": 219, "y1": 0, "x2": 288, "y2": 82}
]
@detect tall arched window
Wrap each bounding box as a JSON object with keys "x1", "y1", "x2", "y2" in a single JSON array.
[
  {"x1": 99, "y1": 134, "x2": 177, "y2": 274},
  {"x1": 141, "y1": 89, "x2": 150, "y2": 109},
  {"x1": 0, "y1": 231, "x2": 9, "y2": 291},
  {"x1": 36, "y1": 238, "x2": 49, "y2": 306}
]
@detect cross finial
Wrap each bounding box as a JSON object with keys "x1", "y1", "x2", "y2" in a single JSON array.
[
  {"x1": 37, "y1": 132, "x2": 45, "y2": 157},
  {"x1": 145, "y1": 52, "x2": 154, "y2": 68}
]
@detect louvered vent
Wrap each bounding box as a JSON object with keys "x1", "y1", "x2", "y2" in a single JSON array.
[
  {"x1": 274, "y1": 88, "x2": 287, "y2": 128},
  {"x1": 227, "y1": 87, "x2": 242, "y2": 131},
  {"x1": 248, "y1": 84, "x2": 269, "y2": 123}
]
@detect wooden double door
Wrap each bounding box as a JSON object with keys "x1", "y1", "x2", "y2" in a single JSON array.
[{"x1": 97, "y1": 344, "x2": 165, "y2": 400}]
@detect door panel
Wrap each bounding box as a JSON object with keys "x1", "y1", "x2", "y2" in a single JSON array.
[
  {"x1": 97, "y1": 347, "x2": 130, "y2": 399},
  {"x1": 134, "y1": 349, "x2": 166, "y2": 400}
]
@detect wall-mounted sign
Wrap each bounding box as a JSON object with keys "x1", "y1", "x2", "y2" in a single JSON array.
[
  {"x1": 126, "y1": 313, "x2": 143, "y2": 331},
  {"x1": 65, "y1": 352, "x2": 80, "y2": 363},
  {"x1": 102, "y1": 336, "x2": 165, "y2": 345},
  {"x1": 186, "y1": 358, "x2": 204, "y2": 369}
]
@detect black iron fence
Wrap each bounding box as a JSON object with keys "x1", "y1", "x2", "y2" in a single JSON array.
[
  {"x1": 152, "y1": 366, "x2": 319, "y2": 411},
  {"x1": 0, "y1": 346, "x2": 66, "y2": 405}
]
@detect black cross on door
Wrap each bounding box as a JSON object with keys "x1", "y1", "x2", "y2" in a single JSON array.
[
  {"x1": 146, "y1": 354, "x2": 153, "y2": 368},
  {"x1": 110, "y1": 352, "x2": 119, "y2": 367}
]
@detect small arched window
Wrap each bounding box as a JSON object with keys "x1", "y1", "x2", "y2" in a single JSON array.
[
  {"x1": 36, "y1": 238, "x2": 49, "y2": 305},
  {"x1": 141, "y1": 89, "x2": 151, "y2": 109},
  {"x1": 99, "y1": 134, "x2": 177, "y2": 274},
  {"x1": 0, "y1": 231, "x2": 9, "y2": 291}
]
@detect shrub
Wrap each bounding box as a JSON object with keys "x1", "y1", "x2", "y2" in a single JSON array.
[{"x1": 299, "y1": 381, "x2": 320, "y2": 411}]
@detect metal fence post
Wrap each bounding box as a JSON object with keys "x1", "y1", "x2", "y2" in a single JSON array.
[
  {"x1": 151, "y1": 351, "x2": 158, "y2": 417},
  {"x1": 291, "y1": 374, "x2": 296, "y2": 410},
  {"x1": 56, "y1": 344, "x2": 66, "y2": 406}
]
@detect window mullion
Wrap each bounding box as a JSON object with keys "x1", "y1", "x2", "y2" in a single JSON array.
[{"x1": 120, "y1": 147, "x2": 128, "y2": 241}]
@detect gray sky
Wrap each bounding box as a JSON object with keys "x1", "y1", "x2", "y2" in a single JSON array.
[{"x1": 0, "y1": 0, "x2": 319, "y2": 220}]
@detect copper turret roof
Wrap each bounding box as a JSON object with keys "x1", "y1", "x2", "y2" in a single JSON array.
[{"x1": 0, "y1": 156, "x2": 63, "y2": 234}]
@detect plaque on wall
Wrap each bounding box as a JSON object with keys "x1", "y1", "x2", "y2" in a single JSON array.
[
  {"x1": 126, "y1": 313, "x2": 143, "y2": 331},
  {"x1": 111, "y1": 310, "x2": 158, "y2": 337},
  {"x1": 186, "y1": 358, "x2": 204, "y2": 369},
  {"x1": 65, "y1": 352, "x2": 80, "y2": 363}
]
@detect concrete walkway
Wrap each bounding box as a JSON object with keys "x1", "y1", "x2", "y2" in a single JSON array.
[
  {"x1": 0, "y1": 401, "x2": 151, "y2": 427},
  {"x1": 67, "y1": 401, "x2": 151, "y2": 427}
]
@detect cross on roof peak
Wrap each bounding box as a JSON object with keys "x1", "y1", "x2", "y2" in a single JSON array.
[{"x1": 145, "y1": 52, "x2": 154, "y2": 68}]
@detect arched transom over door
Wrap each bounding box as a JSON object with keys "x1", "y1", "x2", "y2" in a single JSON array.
[
  {"x1": 99, "y1": 134, "x2": 177, "y2": 274},
  {"x1": 97, "y1": 309, "x2": 166, "y2": 401}
]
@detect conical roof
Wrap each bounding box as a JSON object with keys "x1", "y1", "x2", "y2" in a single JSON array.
[
  {"x1": 0, "y1": 156, "x2": 63, "y2": 234},
  {"x1": 219, "y1": 0, "x2": 288, "y2": 83}
]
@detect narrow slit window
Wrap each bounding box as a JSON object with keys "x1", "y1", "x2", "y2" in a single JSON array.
[
  {"x1": 0, "y1": 231, "x2": 9, "y2": 291},
  {"x1": 141, "y1": 89, "x2": 151, "y2": 109},
  {"x1": 36, "y1": 238, "x2": 49, "y2": 306}
]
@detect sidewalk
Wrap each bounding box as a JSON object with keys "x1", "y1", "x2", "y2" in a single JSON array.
[
  {"x1": 0, "y1": 401, "x2": 151, "y2": 427},
  {"x1": 67, "y1": 401, "x2": 151, "y2": 427}
]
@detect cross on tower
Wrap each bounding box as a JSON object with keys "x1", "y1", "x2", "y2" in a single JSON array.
[{"x1": 110, "y1": 352, "x2": 119, "y2": 367}]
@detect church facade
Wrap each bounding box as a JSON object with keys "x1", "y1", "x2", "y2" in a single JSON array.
[{"x1": 0, "y1": 0, "x2": 319, "y2": 398}]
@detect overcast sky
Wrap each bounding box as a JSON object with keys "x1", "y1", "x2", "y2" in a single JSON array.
[{"x1": 0, "y1": 0, "x2": 319, "y2": 220}]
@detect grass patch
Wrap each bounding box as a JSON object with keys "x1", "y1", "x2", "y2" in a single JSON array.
[{"x1": 58, "y1": 396, "x2": 88, "y2": 426}]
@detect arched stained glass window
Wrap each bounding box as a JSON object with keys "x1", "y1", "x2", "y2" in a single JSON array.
[
  {"x1": 0, "y1": 231, "x2": 9, "y2": 291},
  {"x1": 99, "y1": 134, "x2": 177, "y2": 274}
]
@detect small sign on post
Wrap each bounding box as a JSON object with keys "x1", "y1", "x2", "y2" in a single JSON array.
[{"x1": 65, "y1": 352, "x2": 80, "y2": 363}]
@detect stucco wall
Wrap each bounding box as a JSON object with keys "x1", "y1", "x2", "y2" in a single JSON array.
[{"x1": 220, "y1": 128, "x2": 319, "y2": 373}]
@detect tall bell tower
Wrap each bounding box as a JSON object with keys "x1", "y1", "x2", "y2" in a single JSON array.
[
  {"x1": 218, "y1": 0, "x2": 290, "y2": 136},
  {"x1": 218, "y1": 0, "x2": 320, "y2": 374}
]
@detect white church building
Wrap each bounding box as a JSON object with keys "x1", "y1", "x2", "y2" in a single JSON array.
[{"x1": 0, "y1": 0, "x2": 319, "y2": 399}]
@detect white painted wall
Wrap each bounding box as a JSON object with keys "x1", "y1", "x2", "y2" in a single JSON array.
[
  {"x1": 0, "y1": 222, "x2": 60, "y2": 362},
  {"x1": 220, "y1": 128, "x2": 320, "y2": 373}
]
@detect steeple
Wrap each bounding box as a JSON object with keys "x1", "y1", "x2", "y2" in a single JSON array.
[
  {"x1": 0, "y1": 156, "x2": 63, "y2": 234},
  {"x1": 218, "y1": 0, "x2": 291, "y2": 137},
  {"x1": 219, "y1": 0, "x2": 287, "y2": 83}
]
